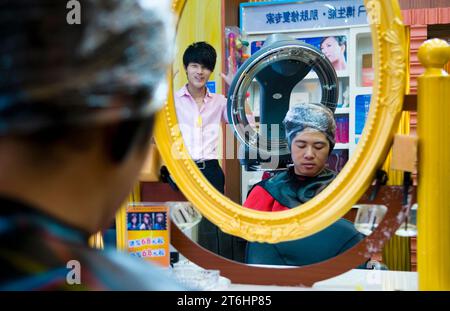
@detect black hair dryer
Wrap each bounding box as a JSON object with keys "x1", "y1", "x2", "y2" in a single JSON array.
[{"x1": 227, "y1": 34, "x2": 339, "y2": 171}]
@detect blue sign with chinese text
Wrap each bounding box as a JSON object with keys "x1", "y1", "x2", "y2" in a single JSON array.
[
  {"x1": 206, "y1": 81, "x2": 216, "y2": 93},
  {"x1": 241, "y1": 0, "x2": 368, "y2": 34},
  {"x1": 355, "y1": 94, "x2": 371, "y2": 135}
]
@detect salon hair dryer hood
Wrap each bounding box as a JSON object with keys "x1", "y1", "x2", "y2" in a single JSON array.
[{"x1": 226, "y1": 34, "x2": 338, "y2": 171}]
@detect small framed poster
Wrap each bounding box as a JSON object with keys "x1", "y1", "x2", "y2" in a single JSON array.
[{"x1": 126, "y1": 203, "x2": 170, "y2": 267}]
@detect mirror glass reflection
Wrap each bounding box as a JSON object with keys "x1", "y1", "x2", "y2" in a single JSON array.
[
  {"x1": 169, "y1": 0, "x2": 375, "y2": 266},
  {"x1": 169, "y1": 200, "x2": 388, "y2": 268},
  {"x1": 354, "y1": 204, "x2": 388, "y2": 235}
]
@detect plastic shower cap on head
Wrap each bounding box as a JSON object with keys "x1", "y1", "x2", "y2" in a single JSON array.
[
  {"x1": 283, "y1": 103, "x2": 336, "y2": 151},
  {"x1": 0, "y1": 0, "x2": 174, "y2": 135}
]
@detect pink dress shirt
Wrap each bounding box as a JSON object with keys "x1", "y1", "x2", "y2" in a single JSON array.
[{"x1": 175, "y1": 85, "x2": 228, "y2": 161}]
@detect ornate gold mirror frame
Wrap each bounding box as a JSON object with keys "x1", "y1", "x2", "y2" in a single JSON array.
[{"x1": 155, "y1": 0, "x2": 407, "y2": 243}]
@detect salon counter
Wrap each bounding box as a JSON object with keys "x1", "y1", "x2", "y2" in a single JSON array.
[{"x1": 225, "y1": 269, "x2": 418, "y2": 291}]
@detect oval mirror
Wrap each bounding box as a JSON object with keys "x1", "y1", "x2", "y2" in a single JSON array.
[{"x1": 155, "y1": 0, "x2": 407, "y2": 247}]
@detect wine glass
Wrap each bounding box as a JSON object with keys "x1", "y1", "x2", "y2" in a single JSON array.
[
  {"x1": 354, "y1": 204, "x2": 388, "y2": 236},
  {"x1": 395, "y1": 203, "x2": 417, "y2": 237}
]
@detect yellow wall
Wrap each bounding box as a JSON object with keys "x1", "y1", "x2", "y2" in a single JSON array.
[
  {"x1": 174, "y1": 0, "x2": 223, "y2": 94},
  {"x1": 379, "y1": 27, "x2": 412, "y2": 271},
  {"x1": 381, "y1": 113, "x2": 412, "y2": 271}
]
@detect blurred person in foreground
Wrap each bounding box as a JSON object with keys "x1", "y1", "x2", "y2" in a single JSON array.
[{"x1": 0, "y1": 0, "x2": 183, "y2": 290}]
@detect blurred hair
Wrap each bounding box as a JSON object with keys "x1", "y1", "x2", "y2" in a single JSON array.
[
  {"x1": 0, "y1": 0, "x2": 174, "y2": 136},
  {"x1": 0, "y1": 0, "x2": 173, "y2": 165}
]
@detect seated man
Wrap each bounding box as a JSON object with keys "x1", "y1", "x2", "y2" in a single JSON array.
[{"x1": 244, "y1": 103, "x2": 364, "y2": 266}]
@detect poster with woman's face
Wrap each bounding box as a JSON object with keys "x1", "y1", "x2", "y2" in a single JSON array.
[
  {"x1": 250, "y1": 35, "x2": 348, "y2": 72},
  {"x1": 298, "y1": 35, "x2": 348, "y2": 72},
  {"x1": 126, "y1": 205, "x2": 170, "y2": 267},
  {"x1": 127, "y1": 212, "x2": 152, "y2": 231}
]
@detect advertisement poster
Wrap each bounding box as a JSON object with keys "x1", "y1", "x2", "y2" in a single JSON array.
[
  {"x1": 126, "y1": 204, "x2": 170, "y2": 267},
  {"x1": 241, "y1": 0, "x2": 368, "y2": 34},
  {"x1": 251, "y1": 35, "x2": 348, "y2": 73}
]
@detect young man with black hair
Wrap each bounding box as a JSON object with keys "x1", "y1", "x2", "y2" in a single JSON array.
[
  {"x1": 174, "y1": 42, "x2": 247, "y2": 262},
  {"x1": 175, "y1": 42, "x2": 227, "y2": 193}
]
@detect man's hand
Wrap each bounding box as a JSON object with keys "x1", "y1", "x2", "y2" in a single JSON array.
[{"x1": 221, "y1": 56, "x2": 236, "y2": 87}]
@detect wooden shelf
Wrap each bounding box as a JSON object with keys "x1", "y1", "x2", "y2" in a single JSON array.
[
  {"x1": 336, "y1": 107, "x2": 350, "y2": 114},
  {"x1": 303, "y1": 70, "x2": 349, "y2": 80}
]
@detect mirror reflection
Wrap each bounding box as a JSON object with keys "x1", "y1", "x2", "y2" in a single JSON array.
[
  {"x1": 354, "y1": 204, "x2": 388, "y2": 235},
  {"x1": 174, "y1": 42, "x2": 228, "y2": 194},
  {"x1": 228, "y1": 35, "x2": 339, "y2": 171},
  {"x1": 168, "y1": 0, "x2": 375, "y2": 265},
  {"x1": 171, "y1": 200, "x2": 390, "y2": 267},
  {"x1": 243, "y1": 103, "x2": 338, "y2": 212},
  {"x1": 173, "y1": 41, "x2": 248, "y2": 261}
]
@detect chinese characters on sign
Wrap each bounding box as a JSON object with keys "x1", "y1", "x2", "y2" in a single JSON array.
[
  {"x1": 265, "y1": 5, "x2": 365, "y2": 25},
  {"x1": 126, "y1": 205, "x2": 170, "y2": 267},
  {"x1": 241, "y1": 0, "x2": 368, "y2": 34},
  {"x1": 128, "y1": 237, "x2": 165, "y2": 248},
  {"x1": 266, "y1": 10, "x2": 319, "y2": 24}
]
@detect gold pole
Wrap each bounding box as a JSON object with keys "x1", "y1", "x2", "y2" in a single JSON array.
[
  {"x1": 417, "y1": 39, "x2": 450, "y2": 290},
  {"x1": 115, "y1": 204, "x2": 127, "y2": 251},
  {"x1": 88, "y1": 232, "x2": 104, "y2": 249}
]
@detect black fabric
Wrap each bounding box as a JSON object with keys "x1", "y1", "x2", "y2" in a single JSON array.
[
  {"x1": 245, "y1": 167, "x2": 365, "y2": 267},
  {"x1": 196, "y1": 160, "x2": 246, "y2": 263},
  {"x1": 246, "y1": 218, "x2": 365, "y2": 267},
  {"x1": 253, "y1": 166, "x2": 337, "y2": 208},
  {"x1": 196, "y1": 160, "x2": 225, "y2": 193}
]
